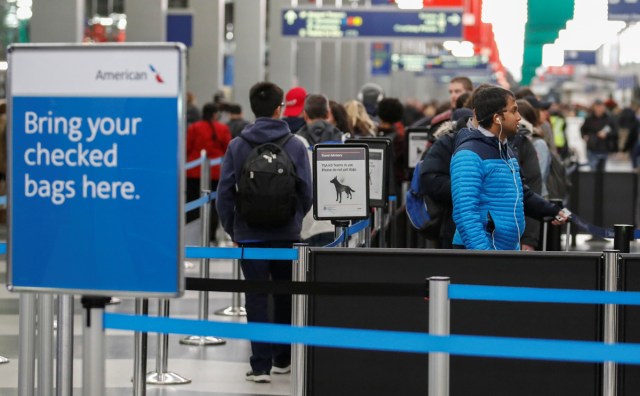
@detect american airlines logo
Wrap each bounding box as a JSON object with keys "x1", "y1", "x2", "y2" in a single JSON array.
[{"x1": 94, "y1": 64, "x2": 164, "y2": 83}]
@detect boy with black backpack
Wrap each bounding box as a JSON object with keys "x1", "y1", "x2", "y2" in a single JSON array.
[{"x1": 216, "y1": 81, "x2": 312, "y2": 384}]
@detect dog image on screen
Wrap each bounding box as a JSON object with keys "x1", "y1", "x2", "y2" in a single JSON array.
[{"x1": 330, "y1": 176, "x2": 355, "y2": 203}]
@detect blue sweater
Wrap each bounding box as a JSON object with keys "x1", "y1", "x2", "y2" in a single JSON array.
[
  {"x1": 216, "y1": 118, "x2": 313, "y2": 242},
  {"x1": 450, "y1": 128, "x2": 525, "y2": 250}
]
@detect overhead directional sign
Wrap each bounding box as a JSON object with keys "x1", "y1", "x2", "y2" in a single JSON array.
[
  {"x1": 282, "y1": 7, "x2": 463, "y2": 40},
  {"x1": 392, "y1": 53, "x2": 489, "y2": 72},
  {"x1": 608, "y1": 0, "x2": 640, "y2": 21},
  {"x1": 564, "y1": 50, "x2": 597, "y2": 65}
]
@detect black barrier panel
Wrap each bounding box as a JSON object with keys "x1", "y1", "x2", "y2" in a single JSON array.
[
  {"x1": 307, "y1": 248, "x2": 602, "y2": 396},
  {"x1": 575, "y1": 172, "x2": 637, "y2": 230},
  {"x1": 620, "y1": 254, "x2": 640, "y2": 396}
]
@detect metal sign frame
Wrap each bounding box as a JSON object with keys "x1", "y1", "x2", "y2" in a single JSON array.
[
  {"x1": 345, "y1": 138, "x2": 390, "y2": 208},
  {"x1": 313, "y1": 144, "x2": 370, "y2": 221},
  {"x1": 7, "y1": 43, "x2": 186, "y2": 297},
  {"x1": 406, "y1": 127, "x2": 434, "y2": 170}
]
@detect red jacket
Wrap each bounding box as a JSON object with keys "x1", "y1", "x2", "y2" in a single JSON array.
[{"x1": 186, "y1": 120, "x2": 231, "y2": 180}]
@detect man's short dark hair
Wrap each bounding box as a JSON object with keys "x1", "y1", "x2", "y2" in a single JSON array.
[
  {"x1": 304, "y1": 94, "x2": 329, "y2": 120},
  {"x1": 451, "y1": 76, "x2": 473, "y2": 92},
  {"x1": 249, "y1": 82, "x2": 284, "y2": 118},
  {"x1": 377, "y1": 98, "x2": 404, "y2": 124},
  {"x1": 472, "y1": 86, "x2": 515, "y2": 128},
  {"x1": 201, "y1": 103, "x2": 218, "y2": 121},
  {"x1": 228, "y1": 103, "x2": 242, "y2": 115},
  {"x1": 515, "y1": 87, "x2": 535, "y2": 100}
]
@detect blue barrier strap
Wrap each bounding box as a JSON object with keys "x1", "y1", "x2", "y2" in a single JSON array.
[
  {"x1": 388, "y1": 195, "x2": 397, "y2": 202},
  {"x1": 185, "y1": 246, "x2": 242, "y2": 259},
  {"x1": 450, "y1": 284, "x2": 640, "y2": 306},
  {"x1": 184, "y1": 192, "x2": 217, "y2": 212},
  {"x1": 185, "y1": 195, "x2": 209, "y2": 212},
  {"x1": 570, "y1": 214, "x2": 616, "y2": 239},
  {"x1": 210, "y1": 157, "x2": 222, "y2": 166},
  {"x1": 103, "y1": 313, "x2": 640, "y2": 365},
  {"x1": 0, "y1": 195, "x2": 6, "y2": 205},
  {"x1": 324, "y1": 219, "x2": 370, "y2": 248},
  {"x1": 185, "y1": 157, "x2": 204, "y2": 170},
  {"x1": 242, "y1": 248, "x2": 298, "y2": 260},
  {"x1": 0, "y1": 243, "x2": 5, "y2": 254},
  {"x1": 185, "y1": 246, "x2": 297, "y2": 260}
]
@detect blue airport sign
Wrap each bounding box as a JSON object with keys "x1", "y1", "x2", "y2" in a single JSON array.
[
  {"x1": 392, "y1": 53, "x2": 489, "y2": 72},
  {"x1": 608, "y1": 0, "x2": 640, "y2": 20},
  {"x1": 281, "y1": 8, "x2": 463, "y2": 40},
  {"x1": 564, "y1": 50, "x2": 597, "y2": 65},
  {"x1": 7, "y1": 44, "x2": 185, "y2": 297}
]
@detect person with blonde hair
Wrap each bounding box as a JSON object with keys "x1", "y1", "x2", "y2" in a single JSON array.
[{"x1": 344, "y1": 100, "x2": 376, "y2": 138}]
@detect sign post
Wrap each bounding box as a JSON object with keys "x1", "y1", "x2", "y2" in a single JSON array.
[
  {"x1": 313, "y1": 144, "x2": 369, "y2": 246},
  {"x1": 7, "y1": 43, "x2": 186, "y2": 396}
]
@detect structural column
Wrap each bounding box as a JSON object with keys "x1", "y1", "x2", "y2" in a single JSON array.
[
  {"x1": 125, "y1": 0, "x2": 167, "y2": 42},
  {"x1": 269, "y1": 0, "x2": 297, "y2": 91},
  {"x1": 233, "y1": 0, "x2": 267, "y2": 119},
  {"x1": 320, "y1": 0, "x2": 341, "y2": 100},
  {"x1": 189, "y1": 0, "x2": 225, "y2": 107},
  {"x1": 31, "y1": 0, "x2": 84, "y2": 43}
]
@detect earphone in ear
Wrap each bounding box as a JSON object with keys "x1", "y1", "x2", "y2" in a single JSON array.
[{"x1": 497, "y1": 118, "x2": 502, "y2": 125}]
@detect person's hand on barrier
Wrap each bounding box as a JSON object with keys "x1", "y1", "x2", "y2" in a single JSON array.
[
  {"x1": 552, "y1": 208, "x2": 571, "y2": 226},
  {"x1": 521, "y1": 244, "x2": 535, "y2": 251}
]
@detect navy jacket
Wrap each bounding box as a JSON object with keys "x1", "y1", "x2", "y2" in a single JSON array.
[{"x1": 216, "y1": 118, "x2": 313, "y2": 242}]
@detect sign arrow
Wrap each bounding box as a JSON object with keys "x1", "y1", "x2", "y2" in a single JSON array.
[
  {"x1": 284, "y1": 9, "x2": 298, "y2": 25},
  {"x1": 447, "y1": 13, "x2": 461, "y2": 26}
]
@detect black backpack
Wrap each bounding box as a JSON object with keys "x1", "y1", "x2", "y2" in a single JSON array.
[{"x1": 236, "y1": 134, "x2": 298, "y2": 228}]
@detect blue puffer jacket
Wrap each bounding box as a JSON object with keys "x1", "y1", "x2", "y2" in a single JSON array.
[{"x1": 450, "y1": 128, "x2": 525, "y2": 250}]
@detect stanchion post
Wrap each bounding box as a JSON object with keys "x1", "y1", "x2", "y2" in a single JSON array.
[
  {"x1": 215, "y1": 259, "x2": 247, "y2": 316},
  {"x1": 56, "y1": 294, "x2": 74, "y2": 396},
  {"x1": 81, "y1": 296, "x2": 110, "y2": 396},
  {"x1": 133, "y1": 298, "x2": 149, "y2": 396},
  {"x1": 613, "y1": 224, "x2": 634, "y2": 254},
  {"x1": 19, "y1": 293, "x2": 36, "y2": 396},
  {"x1": 389, "y1": 198, "x2": 397, "y2": 248},
  {"x1": 364, "y1": 212, "x2": 372, "y2": 248},
  {"x1": 180, "y1": 156, "x2": 225, "y2": 346},
  {"x1": 565, "y1": 222, "x2": 572, "y2": 252},
  {"x1": 602, "y1": 250, "x2": 620, "y2": 396},
  {"x1": 147, "y1": 299, "x2": 191, "y2": 385},
  {"x1": 428, "y1": 276, "x2": 450, "y2": 396},
  {"x1": 332, "y1": 220, "x2": 350, "y2": 248},
  {"x1": 541, "y1": 218, "x2": 551, "y2": 251},
  {"x1": 38, "y1": 293, "x2": 54, "y2": 396},
  {"x1": 373, "y1": 207, "x2": 384, "y2": 248},
  {"x1": 292, "y1": 243, "x2": 309, "y2": 396}
]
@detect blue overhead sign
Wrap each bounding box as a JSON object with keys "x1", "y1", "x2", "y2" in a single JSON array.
[
  {"x1": 564, "y1": 50, "x2": 597, "y2": 65},
  {"x1": 7, "y1": 44, "x2": 185, "y2": 297},
  {"x1": 608, "y1": 0, "x2": 640, "y2": 20},
  {"x1": 371, "y1": 43, "x2": 392, "y2": 76},
  {"x1": 281, "y1": 8, "x2": 463, "y2": 40},
  {"x1": 392, "y1": 53, "x2": 490, "y2": 72}
]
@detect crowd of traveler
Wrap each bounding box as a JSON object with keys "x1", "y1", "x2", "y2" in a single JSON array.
[{"x1": 183, "y1": 78, "x2": 639, "y2": 382}]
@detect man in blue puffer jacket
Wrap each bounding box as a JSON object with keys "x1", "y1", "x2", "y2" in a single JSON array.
[{"x1": 450, "y1": 86, "x2": 569, "y2": 250}]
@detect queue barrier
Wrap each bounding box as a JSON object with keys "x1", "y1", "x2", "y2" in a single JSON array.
[
  {"x1": 102, "y1": 310, "x2": 640, "y2": 365},
  {"x1": 185, "y1": 156, "x2": 223, "y2": 170}
]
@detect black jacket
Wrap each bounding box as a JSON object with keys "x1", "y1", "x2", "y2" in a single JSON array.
[
  {"x1": 509, "y1": 127, "x2": 543, "y2": 249},
  {"x1": 581, "y1": 113, "x2": 617, "y2": 153}
]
